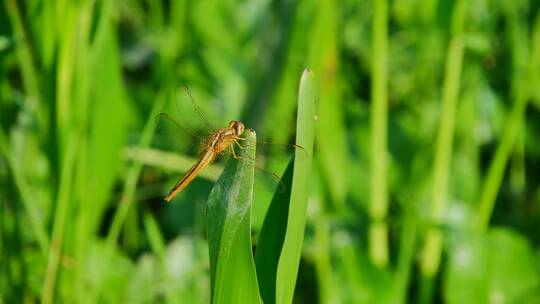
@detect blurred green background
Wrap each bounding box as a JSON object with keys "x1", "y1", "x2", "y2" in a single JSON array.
[{"x1": 2, "y1": 0, "x2": 540, "y2": 303}]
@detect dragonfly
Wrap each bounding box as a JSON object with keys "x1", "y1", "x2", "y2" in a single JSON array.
[{"x1": 156, "y1": 85, "x2": 303, "y2": 202}]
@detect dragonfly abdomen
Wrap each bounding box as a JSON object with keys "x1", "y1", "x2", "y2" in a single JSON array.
[{"x1": 164, "y1": 149, "x2": 216, "y2": 202}]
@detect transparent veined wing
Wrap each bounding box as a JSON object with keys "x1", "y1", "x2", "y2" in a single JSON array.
[{"x1": 153, "y1": 85, "x2": 217, "y2": 156}]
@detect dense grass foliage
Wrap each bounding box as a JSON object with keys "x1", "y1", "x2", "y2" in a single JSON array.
[{"x1": 2, "y1": 0, "x2": 540, "y2": 303}]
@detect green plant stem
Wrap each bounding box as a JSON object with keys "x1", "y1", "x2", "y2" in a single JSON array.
[
  {"x1": 420, "y1": 0, "x2": 465, "y2": 280},
  {"x1": 507, "y1": 5, "x2": 529, "y2": 198},
  {"x1": 2, "y1": 0, "x2": 48, "y2": 282},
  {"x1": 476, "y1": 16, "x2": 540, "y2": 233},
  {"x1": 369, "y1": 0, "x2": 389, "y2": 268},
  {"x1": 475, "y1": 95, "x2": 528, "y2": 233},
  {"x1": 314, "y1": 208, "x2": 336, "y2": 303},
  {"x1": 73, "y1": 0, "x2": 96, "y2": 299},
  {"x1": 55, "y1": 3, "x2": 77, "y2": 154},
  {"x1": 309, "y1": 0, "x2": 348, "y2": 209},
  {"x1": 418, "y1": 276, "x2": 435, "y2": 304},
  {"x1": 96, "y1": 91, "x2": 164, "y2": 298},
  {"x1": 143, "y1": 211, "x2": 176, "y2": 303},
  {"x1": 394, "y1": 218, "x2": 417, "y2": 304},
  {"x1": 4, "y1": 0, "x2": 42, "y2": 105},
  {"x1": 106, "y1": 90, "x2": 166, "y2": 246},
  {"x1": 41, "y1": 138, "x2": 78, "y2": 304}
]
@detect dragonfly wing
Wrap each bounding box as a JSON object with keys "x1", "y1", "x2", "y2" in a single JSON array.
[
  {"x1": 253, "y1": 164, "x2": 288, "y2": 194},
  {"x1": 216, "y1": 141, "x2": 300, "y2": 194},
  {"x1": 176, "y1": 85, "x2": 216, "y2": 132},
  {"x1": 217, "y1": 149, "x2": 289, "y2": 195},
  {"x1": 250, "y1": 141, "x2": 306, "y2": 194},
  {"x1": 154, "y1": 112, "x2": 208, "y2": 154},
  {"x1": 247, "y1": 141, "x2": 308, "y2": 165},
  {"x1": 154, "y1": 84, "x2": 221, "y2": 154}
]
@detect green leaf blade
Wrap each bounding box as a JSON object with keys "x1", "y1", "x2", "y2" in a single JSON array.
[
  {"x1": 206, "y1": 130, "x2": 261, "y2": 304},
  {"x1": 275, "y1": 68, "x2": 317, "y2": 304}
]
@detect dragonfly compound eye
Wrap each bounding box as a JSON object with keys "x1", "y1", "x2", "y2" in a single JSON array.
[{"x1": 236, "y1": 121, "x2": 245, "y2": 135}]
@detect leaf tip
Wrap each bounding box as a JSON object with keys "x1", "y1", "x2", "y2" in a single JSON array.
[{"x1": 302, "y1": 68, "x2": 313, "y2": 78}]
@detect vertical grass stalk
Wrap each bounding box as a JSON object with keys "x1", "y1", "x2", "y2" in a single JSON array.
[
  {"x1": 420, "y1": 37, "x2": 464, "y2": 276},
  {"x1": 73, "y1": 1, "x2": 96, "y2": 300},
  {"x1": 369, "y1": 0, "x2": 389, "y2": 268},
  {"x1": 4, "y1": 0, "x2": 42, "y2": 105},
  {"x1": 309, "y1": 0, "x2": 348, "y2": 209},
  {"x1": 420, "y1": 1, "x2": 466, "y2": 299},
  {"x1": 106, "y1": 90, "x2": 167, "y2": 245},
  {"x1": 143, "y1": 211, "x2": 177, "y2": 303},
  {"x1": 41, "y1": 138, "x2": 78, "y2": 304},
  {"x1": 476, "y1": 15, "x2": 540, "y2": 233},
  {"x1": 55, "y1": 3, "x2": 77, "y2": 154}
]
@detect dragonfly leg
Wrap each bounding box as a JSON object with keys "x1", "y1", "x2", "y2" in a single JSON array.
[
  {"x1": 234, "y1": 140, "x2": 248, "y2": 150},
  {"x1": 229, "y1": 144, "x2": 255, "y2": 162},
  {"x1": 229, "y1": 145, "x2": 240, "y2": 159}
]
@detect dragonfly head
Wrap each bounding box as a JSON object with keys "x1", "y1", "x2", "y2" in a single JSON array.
[{"x1": 228, "y1": 120, "x2": 245, "y2": 136}]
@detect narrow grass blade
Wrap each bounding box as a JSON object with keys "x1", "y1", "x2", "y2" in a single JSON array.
[
  {"x1": 475, "y1": 11, "x2": 540, "y2": 233},
  {"x1": 308, "y1": 0, "x2": 348, "y2": 209},
  {"x1": 106, "y1": 89, "x2": 167, "y2": 245},
  {"x1": 420, "y1": 0, "x2": 466, "y2": 283},
  {"x1": 41, "y1": 138, "x2": 78, "y2": 304},
  {"x1": 4, "y1": 0, "x2": 42, "y2": 106},
  {"x1": 143, "y1": 211, "x2": 177, "y2": 303},
  {"x1": 369, "y1": 0, "x2": 389, "y2": 268},
  {"x1": 206, "y1": 130, "x2": 261, "y2": 304},
  {"x1": 275, "y1": 68, "x2": 316, "y2": 304}
]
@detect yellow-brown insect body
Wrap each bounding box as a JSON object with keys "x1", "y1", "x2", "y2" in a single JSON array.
[{"x1": 164, "y1": 120, "x2": 245, "y2": 202}]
